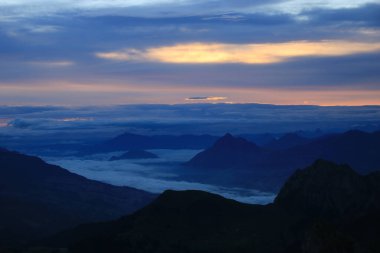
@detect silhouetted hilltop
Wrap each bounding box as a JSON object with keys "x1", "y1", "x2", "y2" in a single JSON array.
[
  {"x1": 185, "y1": 133, "x2": 262, "y2": 169},
  {"x1": 43, "y1": 160, "x2": 380, "y2": 253},
  {"x1": 0, "y1": 148, "x2": 155, "y2": 246},
  {"x1": 275, "y1": 159, "x2": 380, "y2": 217},
  {"x1": 109, "y1": 150, "x2": 158, "y2": 161}
]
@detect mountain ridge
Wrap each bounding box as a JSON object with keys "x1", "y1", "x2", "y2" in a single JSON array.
[
  {"x1": 42, "y1": 160, "x2": 380, "y2": 253},
  {"x1": 185, "y1": 130, "x2": 380, "y2": 190},
  {"x1": 0, "y1": 148, "x2": 156, "y2": 246}
]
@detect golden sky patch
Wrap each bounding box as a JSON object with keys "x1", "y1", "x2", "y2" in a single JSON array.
[{"x1": 96, "y1": 41, "x2": 380, "y2": 64}]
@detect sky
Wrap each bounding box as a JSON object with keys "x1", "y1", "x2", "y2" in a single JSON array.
[{"x1": 0, "y1": 0, "x2": 380, "y2": 105}]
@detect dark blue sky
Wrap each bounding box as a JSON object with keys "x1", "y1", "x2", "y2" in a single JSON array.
[{"x1": 0, "y1": 0, "x2": 379, "y2": 105}]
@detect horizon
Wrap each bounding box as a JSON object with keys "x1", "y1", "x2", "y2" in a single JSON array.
[{"x1": 3, "y1": 101, "x2": 380, "y2": 107}]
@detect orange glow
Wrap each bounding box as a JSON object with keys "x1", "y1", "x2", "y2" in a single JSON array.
[
  {"x1": 1, "y1": 81, "x2": 380, "y2": 106},
  {"x1": 0, "y1": 118, "x2": 11, "y2": 127},
  {"x1": 96, "y1": 41, "x2": 380, "y2": 64},
  {"x1": 186, "y1": 96, "x2": 227, "y2": 101}
]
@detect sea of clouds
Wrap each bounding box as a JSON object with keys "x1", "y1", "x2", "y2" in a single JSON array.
[{"x1": 45, "y1": 149, "x2": 276, "y2": 205}]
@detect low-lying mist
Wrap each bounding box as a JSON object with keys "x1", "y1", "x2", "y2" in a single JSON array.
[{"x1": 45, "y1": 149, "x2": 275, "y2": 204}]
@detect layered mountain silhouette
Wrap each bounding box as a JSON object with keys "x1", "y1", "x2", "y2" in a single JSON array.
[
  {"x1": 109, "y1": 150, "x2": 158, "y2": 161},
  {"x1": 265, "y1": 132, "x2": 311, "y2": 150},
  {"x1": 286, "y1": 130, "x2": 380, "y2": 173},
  {"x1": 185, "y1": 130, "x2": 380, "y2": 190},
  {"x1": 0, "y1": 148, "x2": 156, "y2": 246},
  {"x1": 185, "y1": 133, "x2": 262, "y2": 169},
  {"x1": 43, "y1": 160, "x2": 380, "y2": 253},
  {"x1": 86, "y1": 133, "x2": 219, "y2": 153}
]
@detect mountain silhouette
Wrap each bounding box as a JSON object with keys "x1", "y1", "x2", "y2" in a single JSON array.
[
  {"x1": 185, "y1": 130, "x2": 380, "y2": 190},
  {"x1": 0, "y1": 148, "x2": 155, "y2": 246},
  {"x1": 109, "y1": 150, "x2": 159, "y2": 160},
  {"x1": 43, "y1": 160, "x2": 380, "y2": 253},
  {"x1": 185, "y1": 133, "x2": 262, "y2": 169},
  {"x1": 265, "y1": 132, "x2": 311, "y2": 150},
  {"x1": 275, "y1": 159, "x2": 380, "y2": 217},
  {"x1": 286, "y1": 130, "x2": 380, "y2": 173},
  {"x1": 86, "y1": 133, "x2": 219, "y2": 153}
]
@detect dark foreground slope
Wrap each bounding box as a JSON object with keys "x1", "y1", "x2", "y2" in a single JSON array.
[
  {"x1": 45, "y1": 160, "x2": 380, "y2": 253},
  {"x1": 0, "y1": 148, "x2": 156, "y2": 246}
]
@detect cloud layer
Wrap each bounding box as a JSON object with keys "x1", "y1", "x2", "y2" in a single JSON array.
[
  {"x1": 0, "y1": 1, "x2": 379, "y2": 105},
  {"x1": 96, "y1": 41, "x2": 380, "y2": 64}
]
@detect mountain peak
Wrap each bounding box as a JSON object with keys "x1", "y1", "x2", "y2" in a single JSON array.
[
  {"x1": 214, "y1": 133, "x2": 259, "y2": 150},
  {"x1": 185, "y1": 134, "x2": 262, "y2": 169},
  {"x1": 222, "y1": 133, "x2": 233, "y2": 138},
  {"x1": 275, "y1": 160, "x2": 380, "y2": 217}
]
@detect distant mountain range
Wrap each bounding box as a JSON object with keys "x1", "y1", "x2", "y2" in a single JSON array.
[
  {"x1": 0, "y1": 148, "x2": 156, "y2": 246},
  {"x1": 42, "y1": 160, "x2": 380, "y2": 253},
  {"x1": 89, "y1": 132, "x2": 317, "y2": 154},
  {"x1": 265, "y1": 132, "x2": 311, "y2": 150},
  {"x1": 85, "y1": 133, "x2": 219, "y2": 153},
  {"x1": 185, "y1": 130, "x2": 380, "y2": 190}
]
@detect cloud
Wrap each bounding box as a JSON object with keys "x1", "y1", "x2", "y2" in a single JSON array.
[
  {"x1": 0, "y1": 2, "x2": 379, "y2": 106},
  {"x1": 262, "y1": 0, "x2": 379, "y2": 15},
  {"x1": 0, "y1": 0, "x2": 283, "y2": 19},
  {"x1": 26, "y1": 25, "x2": 61, "y2": 33},
  {"x1": 186, "y1": 96, "x2": 227, "y2": 101},
  {"x1": 27, "y1": 60, "x2": 75, "y2": 67},
  {"x1": 96, "y1": 40, "x2": 380, "y2": 64},
  {"x1": 303, "y1": 3, "x2": 380, "y2": 27},
  {"x1": 45, "y1": 153, "x2": 276, "y2": 204},
  {"x1": 0, "y1": 0, "x2": 376, "y2": 19}
]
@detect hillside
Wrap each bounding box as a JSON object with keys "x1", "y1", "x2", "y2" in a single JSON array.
[
  {"x1": 0, "y1": 148, "x2": 156, "y2": 246},
  {"x1": 43, "y1": 160, "x2": 380, "y2": 253}
]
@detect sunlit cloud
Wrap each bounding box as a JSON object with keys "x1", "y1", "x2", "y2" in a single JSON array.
[
  {"x1": 186, "y1": 96, "x2": 227, "y2": 102},
  {"x1": 27, "y1": 60, "x2": 75, "y2": 67},
  {"x1": 26, "y1": 25, "x2": 61, "y2": 33},
  {"x1": 58, "y1": 117, "x2": 93, "y2": 122},
  {"x1": 96, "y1": 41, "x2": 380, "y2": 64},
  {"x1": 0, "y1": 118, "x2": 11, "y2": 127}
]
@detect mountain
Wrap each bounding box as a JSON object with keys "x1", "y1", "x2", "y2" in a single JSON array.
[
  {"x1": 239, "y1": 133, "x2": 277, "y2": 146},
  {"x1": 185, "y1": 130, "x2": 380, "y2": 190},
  {"x1": 109, "y1": 150, "x2": 159, "y2": 161},
  {"x1": 286, "y1": 130, "x2": 380, "y2": 173},
  {"x1": 185, "y1": 133, "x2": 263, "y2": 169},
  {"x1": 87, "y1": 133, "x2": 219, "y2": 153},
  {"x1": 265, "y1": 133, "x2": 311, "y2": 150},
  {"x1": 0, "y1": 148, "x2": 156, "y2": 246},
  {"x1": 41, "y1": 160, "x2": 380, "y2": 253},
  {"x1": 43, "y1": 190, "x2": 292, "y2": 253},
  {"x1": 275, "y1": 159, "x2": 380, "y2": 217}
]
